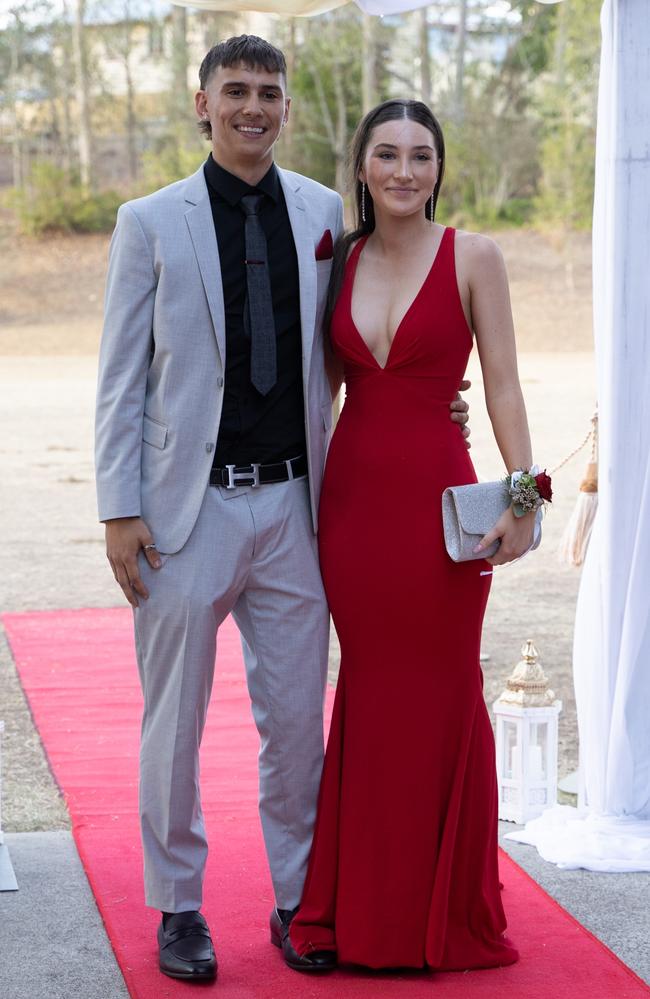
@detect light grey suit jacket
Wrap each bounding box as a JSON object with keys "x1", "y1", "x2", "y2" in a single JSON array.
[{"x1": 95, "y1": 164, "x2": 344, "y2": 553}]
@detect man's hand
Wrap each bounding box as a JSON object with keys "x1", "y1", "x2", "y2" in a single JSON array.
[
  {"x1": 450, "y1": 378, "x2": 471, "y2": 449},
  {"x1": 105, "y1": 517, "x2": 161, "y2": 608}
]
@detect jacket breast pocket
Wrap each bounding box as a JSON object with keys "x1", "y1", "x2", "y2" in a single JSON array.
[{"x1": 142, "y1": 414, "x2": 168, "y2": 449}]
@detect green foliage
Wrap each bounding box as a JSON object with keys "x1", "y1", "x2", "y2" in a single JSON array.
[
  {"x1": 138, "y1": 134, "x2": 207, "y2": 193},
  {"x1": 6, "y1": 162, "x2": 122, "y2": 235},
  {"x1": 496, "y1": 198, "x2": 535, "y2": 227},
  {"x1": 532, "y1": 0, "x2": 600, "y2": 229},
  {"x1": 502, "y1": 0, "x2": 557, "y2": 78},
  {"x1": 68, "y1": 189, "x2": 126, "y2": 232},
  {"x1": 534, "y1": 123, "x2": 595, "y2": 229},
  {"x1": 438, "y1": 91, "x2": 541, "y2": 230},
  {"x1": 278, "y1": 10, "x2": 382, "y2": 190},
  {"x1": 436, "y1": 0, "x2": 600, "y2": 231},
  {"x1": 0, "y1": 2, "x2": 602, "y2": 234},
  {"x1": 289, "y1": 17, "x2": 360, "y2": 187}
]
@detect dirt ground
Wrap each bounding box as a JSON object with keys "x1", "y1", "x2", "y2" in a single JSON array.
[
  {"x1": 0, "y1": 222, "x2": 594, "y2": 355},
  {"x1": 0, "y1": 221, "x2": 596, "y2": 832}
]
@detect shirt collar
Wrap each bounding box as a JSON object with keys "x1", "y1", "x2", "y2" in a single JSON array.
[{"x1": 204, "y1": 154, "x2": 280, "y2": 207}]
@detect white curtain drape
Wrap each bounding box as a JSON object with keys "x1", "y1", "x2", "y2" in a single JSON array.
[{"x1": 507, "y1": 0, "x2": 650, "y2": 872}]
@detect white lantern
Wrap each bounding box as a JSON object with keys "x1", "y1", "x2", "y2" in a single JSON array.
[{"x1": 493, "y1": 641, "x2": 562, "y2": 824}]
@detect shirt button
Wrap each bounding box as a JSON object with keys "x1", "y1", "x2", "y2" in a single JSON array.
[
  {"x1": 205, "y1": 443, "x2": 214, "y2": 453},
  {"x1": 217, "y1": 377, "x2": 224, "y2": 388}
]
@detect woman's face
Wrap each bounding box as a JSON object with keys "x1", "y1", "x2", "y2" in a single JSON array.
[{"x1": 360, "y1": 118, "x2": 439, "y2": 221}]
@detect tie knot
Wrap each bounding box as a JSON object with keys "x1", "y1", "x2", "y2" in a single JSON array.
[{"x1": 241, "y1": 193, "x2": 264, "y2": 216}]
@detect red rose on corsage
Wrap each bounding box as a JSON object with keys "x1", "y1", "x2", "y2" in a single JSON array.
[{"x1": 535, "y1": 470, "x2": 553, "y2": 502}]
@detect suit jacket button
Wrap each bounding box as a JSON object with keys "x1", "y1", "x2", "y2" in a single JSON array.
[
  {"x1": 206, "y1": 443, "x2": 214, "y2": 453},
  {"x1": 217, "y1": 377, "x2": 224, "y2": 388}
]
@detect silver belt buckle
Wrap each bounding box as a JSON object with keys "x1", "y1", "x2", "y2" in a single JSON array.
[{"x1": 225, "y1": 463, "x2": 260, "y2": 489}]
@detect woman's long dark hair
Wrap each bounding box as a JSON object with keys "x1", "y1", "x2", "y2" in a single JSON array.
[{"x1": 324, "y1": 99, "x2": 446, "y2": 335}]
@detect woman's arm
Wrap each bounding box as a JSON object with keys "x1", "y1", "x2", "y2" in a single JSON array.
[{"x1": 460, "y1": 233, "x2": 536, "y2": 565}]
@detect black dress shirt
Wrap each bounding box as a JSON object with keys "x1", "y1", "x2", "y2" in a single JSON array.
[{"x1": 204, "y1": 154, "x2": 306, "y2": 467}]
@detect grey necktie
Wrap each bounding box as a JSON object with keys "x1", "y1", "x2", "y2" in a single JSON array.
[{"x1": 241, "y1": 193, "x2": 277, "y2": 396}]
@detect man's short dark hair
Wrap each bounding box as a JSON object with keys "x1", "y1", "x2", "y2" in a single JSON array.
[
  {"x1": 198, "y1": 35, "x2": 288, "y2": 140},
  {"x1": 199, "y1": 34, "x2": 287, "y2": 90}
]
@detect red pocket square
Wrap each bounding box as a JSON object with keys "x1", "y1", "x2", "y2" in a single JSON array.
[{"x1": 315, "y1": 229, "x2": 333, "y2": 261}]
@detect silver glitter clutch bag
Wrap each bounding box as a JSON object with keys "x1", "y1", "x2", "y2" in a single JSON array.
[{"x1": 442, "y1": 481, "x2": 542, "y2": 563}]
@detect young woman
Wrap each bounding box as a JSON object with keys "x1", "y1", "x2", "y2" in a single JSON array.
[{"x1": 287, "y1": 99, "x2": 542, "y2": 972}]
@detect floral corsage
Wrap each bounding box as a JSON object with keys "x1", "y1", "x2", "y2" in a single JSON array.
[{"x1": 505, "y1": 465, "x2": 553, "y2": 518}]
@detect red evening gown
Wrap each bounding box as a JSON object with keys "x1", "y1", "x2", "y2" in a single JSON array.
[{"x1": 289, "y1": 228, "x2": 519, "y2": 971}]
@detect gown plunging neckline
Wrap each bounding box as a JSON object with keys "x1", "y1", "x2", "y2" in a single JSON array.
[{"x1": 349, "y1": 227, "x2": 448, "y2": 371}]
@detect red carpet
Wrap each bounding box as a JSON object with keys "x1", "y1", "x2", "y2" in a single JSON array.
[{"x1": 3, "y1": 607, "x2": 649, "y2": 999}]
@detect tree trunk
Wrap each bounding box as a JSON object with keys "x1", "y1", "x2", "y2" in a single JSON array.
[
  {"x1": 361, "y1": 14, "x2": 378, "y2": 115},
  {"x1": 125, "y1": 48, "x2": 137, "y2": 181},
  {"x1": 333, "y1": 57, "x2": 347, "y2": 193},
  {"x1": 554, "y1": 1, "x2": 574, "y2": 290},
  {"x1": 283, "y1": 19, "x2": 298, "y2": 168},
  {"x1": 72, "y1": 0, "x2": 93, "y2": 190},
  {"x1": 170, "y1": 5, "x2": 189, "y2": 129},
  {"x1": 9, "y1": 19, "x2": 23, "y2": 188},
  {"x1": 419, "y1": 7, "x2": 431, "y2": 105},
  {"x1": 455, "y1": 0, "x2": 468, "y2": 121},
  {"x1": 201, "y1": 11, "x2": 237, "y2": 50},
  {"x1": 59, "y1": 0, "x2": 74, "y2": 174}
]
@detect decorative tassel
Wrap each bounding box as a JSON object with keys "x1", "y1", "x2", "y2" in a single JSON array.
[{"x1": 558, "y1": 412, "x2": 598, "y2": 567}]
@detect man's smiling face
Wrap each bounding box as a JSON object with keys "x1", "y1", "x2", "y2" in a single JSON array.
[{"x1": 195, "y1": 62, "x2": 290, "y2": 179}]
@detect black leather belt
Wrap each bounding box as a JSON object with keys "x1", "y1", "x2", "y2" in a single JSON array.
[{"x1": 209, "y1": 454, "x2": 308, "y2": 489}]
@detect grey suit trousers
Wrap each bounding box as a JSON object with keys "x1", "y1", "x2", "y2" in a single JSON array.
[{"x1": 133, "y1": 475, "x2": 329, "y2": 912}]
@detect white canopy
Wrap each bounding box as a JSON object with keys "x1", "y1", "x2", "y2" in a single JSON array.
[
  {"x1": 172, "y1": 0, "x2": 565, "y2": 15},
  {"x1": 170, "y1": 0, "x2": 406, "y2": 14},
  {"x1": 172, "y1": 0, "x2": 345, "y2": 14}
]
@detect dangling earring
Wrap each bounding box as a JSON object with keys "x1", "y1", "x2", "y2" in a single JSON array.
[
  {"x1": 361, "y1": 182, "x2": 367, "y2": 224},
  {"x1": 430, "y1": 191, "x2": 435, "y2": 222}
]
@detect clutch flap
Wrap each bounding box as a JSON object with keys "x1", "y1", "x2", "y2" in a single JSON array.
[{"x1": 449, "y1": 481, "x2": 510, "y2": 535}]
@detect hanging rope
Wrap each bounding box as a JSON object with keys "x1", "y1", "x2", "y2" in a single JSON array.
[
  {"x1": 556, "y1": 409, "x2": 599, "y2": 566},
  {"x1": 550, "y1": 409, "x2": 598, "y2": 476}
]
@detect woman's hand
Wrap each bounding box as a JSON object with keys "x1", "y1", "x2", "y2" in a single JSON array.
[{"x1": 474, "y1": 505, "x2": 536, "y2": 566}]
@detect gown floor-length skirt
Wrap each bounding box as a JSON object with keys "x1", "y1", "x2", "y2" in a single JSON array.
[{"x1": 289, "y1": 228, "x2": 519, "y2": 972}]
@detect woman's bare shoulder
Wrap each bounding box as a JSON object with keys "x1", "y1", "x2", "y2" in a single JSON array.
[
  {"x1": 454, "y1": 228, "x2": 503, "y2": 264},
  {"x1": 456, "y1": 229, "x2": 503, "y2": 270}
]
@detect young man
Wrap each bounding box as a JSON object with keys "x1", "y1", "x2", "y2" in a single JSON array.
[{"x1": 95, "y1": 35, "x2": 469, "y2": 983}]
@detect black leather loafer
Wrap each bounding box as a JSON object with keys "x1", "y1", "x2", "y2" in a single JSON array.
[
  {"x1": 158, "y1": 910, "x2": 217, "y2": 981},
  {"x1": 270, "y1": 906, "x2": 336, "y2": 973}
]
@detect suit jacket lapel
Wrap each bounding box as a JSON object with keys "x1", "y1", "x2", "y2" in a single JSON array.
[
  {"x1": 183, "y1": 166, "x2": 226, "y2": 367},
  {"x1": 279, "y1": 169, "x2": 317, "y2": 387}
]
